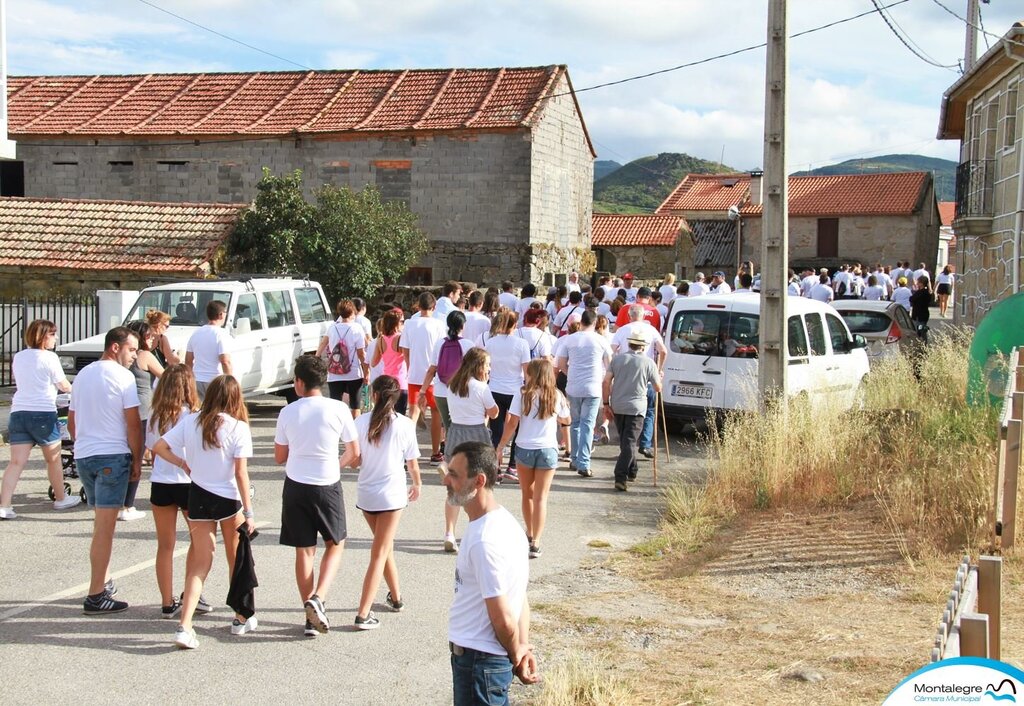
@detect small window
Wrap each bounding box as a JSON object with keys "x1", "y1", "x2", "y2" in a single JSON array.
[
  {"x1": 825, "y1": 313, "x2": 850, "y2": 354},
  {"x1": 805, "y1": 313, "x2": 827, "y2": 356},
  {"x1": 839, "y1": 310, "x2": 893, "y2": 334},
  {"x1": 895, "y1": 307, "x2": 914, "y2": 330},
  {"x1": 233, "y1": 293, "x2": 263, "y2": 331},
  {"x1": 787, "y1": 315, "x2": 808, "y2": 358},
  {"x1": 294, "y1": 288, "x2": 329, "y2": 323},
  {"x1": 261, "y1": 291, "x2": 296, "y2": 328}
]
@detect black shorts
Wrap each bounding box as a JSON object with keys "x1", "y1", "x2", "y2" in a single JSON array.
[
  {"x1": 187, "y1": 482, "x2": 241, "y2": 522},
  {"x1": 936, "y1": 283, "x2": 951, "y2": 296},
  {"x1": 328, "y1": 379, "x2": 364, "y2": 409},
  {"x1": 279, "y1": 477, "x2": 347, "y2": 548},
  {"x1": 151, "y1": 482, "x2": 190, "y2": 510}
]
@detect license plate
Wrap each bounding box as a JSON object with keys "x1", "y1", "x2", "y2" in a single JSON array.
[{"x1": 672, "y1": 383, "x2": 712, "y2": 399}]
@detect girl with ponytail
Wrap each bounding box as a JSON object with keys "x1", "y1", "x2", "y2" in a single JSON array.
[{"x1": 352, "y1": 375, "x2": 422, "y2": 629}]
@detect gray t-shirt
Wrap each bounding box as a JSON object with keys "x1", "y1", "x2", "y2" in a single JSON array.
[{"x1": 608, "y1": 351, "x2": 658, "y2": 416}]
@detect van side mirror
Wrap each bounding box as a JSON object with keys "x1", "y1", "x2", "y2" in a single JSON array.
[{"x1": 233, "y1": 317, "x2": 252, "y2": 336}]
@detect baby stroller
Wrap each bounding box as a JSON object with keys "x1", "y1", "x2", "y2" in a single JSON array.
[{"x1": 49, "y1": 394, "x2": 86, "y2": 503}]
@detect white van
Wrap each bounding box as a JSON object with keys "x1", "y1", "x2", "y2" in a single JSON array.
[
  {"x1": 662, "y1": 293, "x2": 869, "y2": 420},
  {"x1": 57, "y1": 277, "x2": 333, "y2": 397}
]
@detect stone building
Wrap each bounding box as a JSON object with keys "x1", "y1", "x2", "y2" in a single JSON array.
[
  {"x1": 937, "y1": 22, "x2": 1024, "y2": 326},
  {"x1": 4, "y1": 66, "x2": 595, "y2": 287},
  {"x1": 656, "y1": 171, "x2": 940, "y2": 279},
  {"x1": 591, "y1": 213, "x2": 688, "y2": 281},
  {"x1": 0, "y1": 197, "x2": 243, "y2": 295}
]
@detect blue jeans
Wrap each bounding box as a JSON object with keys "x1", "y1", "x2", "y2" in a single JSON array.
[
  {"x1": 569, "y1": 396, "x2": 600, "y2": 471},
  {"x1": 451, "y1": 648, "x2": 513, "y2": 706},
  {"x1": 639, "y1": 384, "x2": 657, "y2": 450}
]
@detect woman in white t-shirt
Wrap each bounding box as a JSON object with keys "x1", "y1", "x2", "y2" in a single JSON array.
[
  {"x1": 0, "y1": 319, "x2": 77, "y2": 518},
  {"x1": 316, "y1": 299, "x2": 369, "y2": 416},
  {"x1": 352, "y1": 375, "x2": 422, "y2": 630},
  {"x1": 483, "y1": 310, "x2": 530, "y2": 480},
  {"x1": 893, "y1": 277, "x2": 912, "y2": 312},
  {"x1": 443, "y1": 348, "x2": 499, "y2": 551},
  {"x1": 497, "y1": 359, "x2": 570, "y2": 559},
  {"x1": 145, "y1": 364, "x2": 200, "y2": 618},
  {"x1": 152, "y1": 375, "x2": 255, "y2": 650},
  {"x1": 936, "y1": 265, "x2": 954, "y2": 318}
]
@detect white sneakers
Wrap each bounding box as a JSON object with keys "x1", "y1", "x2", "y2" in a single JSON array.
[
  {"x1": 174, "y1": 626, "x2": 199, "y2": 650},
  {"x1": 118, "y1": 507, "x2": 147, "y2": 522},
  {"x1": 443, "y1": 533, "x2": 458, "y2": 554},
  {"x1": 53, "y1": 495, "x2": 81, "y2": 510},
  {"x1": 0, "y1": 506, "x2": 16, "y2": 520},
  {"x1": 230, "y1": 616, "x2": 258, "y2": 635}
]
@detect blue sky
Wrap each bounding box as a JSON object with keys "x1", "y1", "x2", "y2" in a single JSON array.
[{"x1": 7, "y1": 0, "x2": 1021, "y2": 170}]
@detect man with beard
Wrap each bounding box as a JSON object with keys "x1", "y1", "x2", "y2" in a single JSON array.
[{"x1": 444, "y1": 441, "x2": 538, "y2": 704}]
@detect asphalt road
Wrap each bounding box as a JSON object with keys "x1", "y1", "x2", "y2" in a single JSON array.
[{"x1": 0, "y1": 395, "x2": 696, "y2": 705}]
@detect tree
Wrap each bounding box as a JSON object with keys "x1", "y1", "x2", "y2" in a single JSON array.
[{"x1": 225, "y1": 169, "x2": 428, "y2": 301}]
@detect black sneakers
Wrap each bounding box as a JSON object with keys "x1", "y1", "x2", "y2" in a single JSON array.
[
  {"x1": 614, "y1": 481, "x2": 628, "y2": 492},
  {"x1": 161, "y1": 597, "x2": 182, "y2": 619},
  {"x1": 385, "y1": 592, "x2": 404, "y2": 612},
  {"x1": 354, "y1": 612, "x2": 380, "y2": 630},
  {"x1": 83, "y1": 590, "x2": 128, "y2": 614},
  {"x1": 303, "y1": 620, "x2": 318, "y2": 638},
  {"x1": 529, "y1": 544, "x2": 542, "y2": 559},
  {"x1": 304, "y1": 594, "x2": 330, "y2": 634}
]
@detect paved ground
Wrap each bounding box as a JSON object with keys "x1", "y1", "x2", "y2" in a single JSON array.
[{"x1": 0, "y1": 395, "x2": 699, "y2": 705}]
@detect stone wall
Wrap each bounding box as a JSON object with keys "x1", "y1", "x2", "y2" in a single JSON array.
[
  {"x1": 0, "y1": 267, "x2": 203, "y2": 297},
  {"x1": 593, "y1": 245, "x2": 676, "y2": 281},
  {"x1": 527, "y1": 73, "x2": 594, "y2": 281},
  {"x1": 738, "y1": 211, "x2": 939, "y2": 272}
]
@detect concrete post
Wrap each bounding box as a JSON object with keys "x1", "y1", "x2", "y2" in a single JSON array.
[{"x1": 758, "y1": 0, "x2": 788, "y2": 406}]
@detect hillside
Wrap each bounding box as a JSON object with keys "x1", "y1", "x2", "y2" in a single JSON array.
[
  {"x1": 594, "y1": 160, "x2": 622, "y2": 181},
  {"x1": 592, "y1": 152, "x2": 733, "y2": 213},
  {"x1": 792, "y1": 154, "x2": 956, "y2": 201}
]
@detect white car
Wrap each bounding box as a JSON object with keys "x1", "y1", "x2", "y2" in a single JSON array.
[
  {"x1": 662, "y1": 293, "x2": 869, "y2": 420},
  {"x1": 57, "y1": 277, "x2": 333, "y2": 397}
]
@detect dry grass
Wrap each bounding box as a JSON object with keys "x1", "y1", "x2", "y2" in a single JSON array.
[
  {"x1": 526, "y1": 654, "x2": 642, "y2": 706},
  {"x1": 685, "y1": 327, "x2": 1000, "y2": 554}
]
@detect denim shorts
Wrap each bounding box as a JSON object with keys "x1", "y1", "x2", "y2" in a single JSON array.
[
  {"x1": 7, "y1": 411, "x2": 61, "y2": 447},
  {"x1": 451, "y1": 647, "x2": 513, "y2": 706},
  {"x1": 515, "y1": 446, "x2": 559, "y2": 471},
  {"x1": 78, "y1": 453, "x2": 132, "y2": 509}
]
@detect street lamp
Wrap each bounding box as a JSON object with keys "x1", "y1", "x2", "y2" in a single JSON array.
[{"x1": 728, "y1": 204, "x2": 742, "y2": 276}]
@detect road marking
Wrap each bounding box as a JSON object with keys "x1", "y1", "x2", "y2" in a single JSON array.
[{"x1": 0, "y1": 521, "x2": 266, "y2": 622}]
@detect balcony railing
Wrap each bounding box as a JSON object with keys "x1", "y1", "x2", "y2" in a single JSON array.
[{"x1": 955, "y1": 159, "x2": 994, "y2": 220}]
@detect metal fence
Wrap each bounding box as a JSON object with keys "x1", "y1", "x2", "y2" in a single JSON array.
[
  {"x1": 0, "y1": 294, "x2": 98, "y2": 387},
  {"x1": 954, "y1": 159, "x2": 994, "y2": 219}
]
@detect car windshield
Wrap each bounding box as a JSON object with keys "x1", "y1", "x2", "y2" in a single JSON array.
[
  {"x1": 837, "y1": 310, "x2": 892, "y2": 334},
  {"x1": 125, "y1": 289, "x2": 232, "y2": 327}
]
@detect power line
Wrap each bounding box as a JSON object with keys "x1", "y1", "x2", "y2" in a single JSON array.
[
  {"x1": 574, "y1": 0, "x2": 915, "y2": 95},
  {"x1": 134, "y1": 0, "x2": 312, "y2": 71},
  {"x1": 868, "y1": 0, "x2": 959, "y2": 70},
  {"x1": 929, "y1": 0, "x2": 1024, "y2": 53}
]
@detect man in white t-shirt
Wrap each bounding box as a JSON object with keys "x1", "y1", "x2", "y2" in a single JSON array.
[
  {"x1": 186, "y1": 299, "x2": 233, "y2": 400},
  {"x1": 565, "y1": 271, "x2": 582, "y2": 295},
  {"x1": 556, "y1": 311, "x2": 612, "y2": 477},
  {"x1": 621, "y1": 273, "x2": 638, "y2": 303},
  {"x1": 800, "y1": 268, "x2": 818, "y2": 297},
  {"x1": 658, "y1": 274, "x2": 677, "y2": 305},
  {"x1": 810, "y1": 274, "x2": 835, "y2": 303},
  {"x1": 434, "y1": 281, "x2": 463, "y2": 322},
  {"x1": 274, "y1": 355, "x2": 359, "y2": 637},
  {"x1": 445, "y1": 441, "x2": 538, "y2": 700},
  {"x1": 708, "y1": 272, "x2": 732, "y2": 295},
  {"x1": 688, "y1": 273, "x2": 710, "y2": 297},
  {"x1": 515, "y1": 283, "x2": 540, "y2": 327},
  {"x1": 463, "y1": 290, "x2": 491, "y2": 345},
  {"x1": 69, "y1": 327, "x2": 142, "y2": 615},
  {"x1": 603, "y1": 278, "x2": 622, "y2": 303},
  {"x1": 912, "y1": 263, "x2": 932, "y2": 291},
  {"x1": 400, "y1": 292, "x2": 448, "y2": 463},
  {"x1": 498, "y1": 282, "x2": 518, "y2": 311}
]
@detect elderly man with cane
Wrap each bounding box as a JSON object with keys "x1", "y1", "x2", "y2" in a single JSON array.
[{"x1": 603, "y1": 330, "x2": 661, "y2": 492}]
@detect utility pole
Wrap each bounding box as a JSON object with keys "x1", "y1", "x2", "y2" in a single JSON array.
[
  {"x1": 758, "y1": 0, "x2": 788, "y2": 406},
  {"x1": 963, "y1": 0, "x2": 979, "y2": 72}
]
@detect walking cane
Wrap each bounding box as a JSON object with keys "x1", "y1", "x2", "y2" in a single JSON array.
[
  {"x1": 659, "y1": 392, "x2": 671, "y2": 462},
  {"x1": 652, "y1": 392, "x2": 659, "y2": 488}
]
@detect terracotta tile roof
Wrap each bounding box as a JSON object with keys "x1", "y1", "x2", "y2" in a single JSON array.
[
  {"x1": 657, "y1": 172, "x2": 930, "y2": 217},
  {"x1": 0, "y1": 198, "x2": 244, "y2": 272},
  {"x1": 591, "y1": 214, "x2": 683, "y2": 247},
  {"x1": 938, "y1": 201, "x2": 955, "y2": 226},
  {"x1": 8, "y1": 67, "x2": 571, "y2": 137}
]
